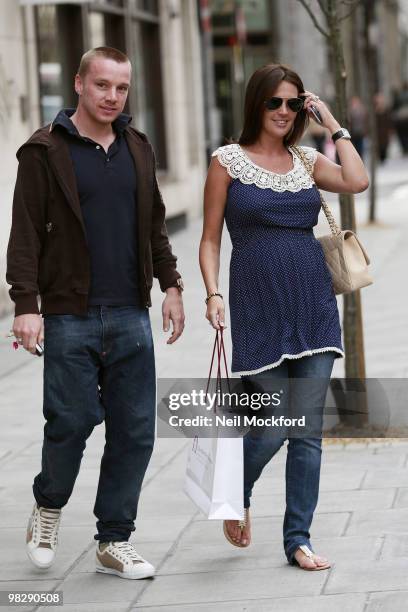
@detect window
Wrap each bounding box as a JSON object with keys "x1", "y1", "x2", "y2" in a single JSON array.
[
  {"x1": 134, "y1": 0, "x2": 158, "y2": 13},
  {"x1": 92, "y1": 0, "x2": 124, "y2": 7},
  {"x1": 35, "y1": 5, "x2": 63, "y2": 124},
  {"x1": 131, "y1": 18, "x2": 166, "y2": 168},
  {"x1": 89, "y1": 12, "x2": 106, "y2": 48},
  {"x1": 36, "y1": 3, "x2": 85, "y2": 123}
]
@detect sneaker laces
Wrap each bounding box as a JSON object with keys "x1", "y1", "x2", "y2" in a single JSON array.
[
  {"x1": 35, "y1": 507, "x2": 61, "y2": 546},
  {"x1": 112, "y1": 542, "x2": 144, "y2": 563}
]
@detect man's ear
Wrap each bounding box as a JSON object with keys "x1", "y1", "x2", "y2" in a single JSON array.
[{"x1": 74, "y1": 74, "x2": 83, "y2": 96}]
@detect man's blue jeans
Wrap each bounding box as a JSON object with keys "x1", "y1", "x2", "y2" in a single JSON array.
[
  {"x1": 33, "y1": 306, "x2": 156, "y2": 543},
  {"x1": 242, "y1": 352, "x2": 335, "y2": 564}
]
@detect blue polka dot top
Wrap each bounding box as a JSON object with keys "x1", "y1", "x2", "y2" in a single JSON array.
[{"x1": 212, "y1": 143, "x2": 344, "y2": 375}]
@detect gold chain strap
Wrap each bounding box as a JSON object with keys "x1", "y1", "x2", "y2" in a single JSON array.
[{"x1": 291, "y1": 145, "x2": 342, "y2": 236}]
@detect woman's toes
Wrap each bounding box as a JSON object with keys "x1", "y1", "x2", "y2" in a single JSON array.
[
  {"x1": 227, "y1": 521, "x2": 240, "y2": 542},
  {"x1": 241, "y1": 525, "x2": 250, "y2": 545},
  {"x1": 294, "y1": 550, "x2": 316, "y2": 569},
  {"x1": 225, "y1": 519, "x2": 250, "y2": 546},
  {"x1": 301, "y1": 556, "x2": 317, "y2": 569},
  {"x1": 234, "y1": 525, "x2": 242, "y2": 542},
  {"x1": 294, "y1": 547, "x2": 331, "y2": 569},
  {"x1": 314, "y1": 555, "x2": 330, "y2": 567}
]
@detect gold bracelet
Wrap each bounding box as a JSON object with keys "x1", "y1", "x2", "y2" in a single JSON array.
[{"x1": 205, "y1": 292, "x2": 223, "y2": 305}]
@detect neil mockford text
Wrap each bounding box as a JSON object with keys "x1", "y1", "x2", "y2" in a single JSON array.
[{"x1": 168, "y1": 414, "x2": 306, "y2": 428}]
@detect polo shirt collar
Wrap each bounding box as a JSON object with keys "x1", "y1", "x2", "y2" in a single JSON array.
[{"x1": 51, "y1": 108, "x2": 132, "y2": 136}]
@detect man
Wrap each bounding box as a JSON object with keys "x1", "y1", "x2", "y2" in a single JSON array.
[{"x1": 6, "y1": 47, "x2": 185, "y2": 580}]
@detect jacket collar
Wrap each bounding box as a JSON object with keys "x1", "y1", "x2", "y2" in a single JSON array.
[
  {"x1": 50, "y1": 108, "x2": 132, "y2": 138},
  {"x1": 17, "y1": 115, "x2": 147, "y2": 156}
]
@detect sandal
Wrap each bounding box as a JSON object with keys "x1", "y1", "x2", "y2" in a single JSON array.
[
  {"x1": 223, "y1": 508, "x2": 251, "y2": 548},
  {"x1": 293, "y1": 544, "x2": 331, "y2": 571}
]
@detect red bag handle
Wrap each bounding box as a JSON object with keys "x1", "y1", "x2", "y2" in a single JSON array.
[{"x1": 205, "y1": 329, "x2": 231, "y2": 410}]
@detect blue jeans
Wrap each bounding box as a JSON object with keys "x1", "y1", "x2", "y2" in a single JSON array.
[
  {"x1": 33, "y1": 306, "x2": 156, "y2": 543},
  {"x1": 242, "y1": 352, "x2": 335, "y2": 564}
]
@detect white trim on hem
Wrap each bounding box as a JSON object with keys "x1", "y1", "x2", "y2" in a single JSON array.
[{"x1": 233, "y1": 347, "x2": 345, "y2": 377}]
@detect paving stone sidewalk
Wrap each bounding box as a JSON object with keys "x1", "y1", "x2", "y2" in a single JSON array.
[{"x1": 0, "y1": 156, "x2": 407, "y2": 611}]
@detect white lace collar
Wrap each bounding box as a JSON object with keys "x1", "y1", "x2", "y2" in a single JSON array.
[{"x1": 212, "y1": 143, "x2": 316, "y2": 193}]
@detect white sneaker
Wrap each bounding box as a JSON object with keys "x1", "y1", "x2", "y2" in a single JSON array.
[
  {"x1": 26, "y1": 503, "x2": 61, "y2": 569},
  {"x1": 96, "y1": 541, "x2": 155, "y2": 580}
]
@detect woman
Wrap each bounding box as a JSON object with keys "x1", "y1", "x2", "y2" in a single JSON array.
[{"x1": 199, "y1": 64, "x2": 368, "y2": 571}]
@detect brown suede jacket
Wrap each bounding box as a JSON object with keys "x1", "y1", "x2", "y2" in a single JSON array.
[{"x1": 6, "y1": 123, "x2": 181, "y2": 316}]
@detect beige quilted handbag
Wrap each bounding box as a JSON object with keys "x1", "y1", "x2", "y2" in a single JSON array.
[{"x1": 292, "y1": 146, "x2": 373, "y2": 295}]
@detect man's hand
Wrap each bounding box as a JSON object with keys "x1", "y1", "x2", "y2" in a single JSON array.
[
  {"x1": 13, "y1": 314, "x2": 43, "y2": 355},
  {"x1": 162, "y1": 288, "x2": 185, "y2": 344}
]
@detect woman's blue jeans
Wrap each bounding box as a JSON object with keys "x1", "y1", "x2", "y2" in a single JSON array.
[
  {"x1": 33, "y1": 306, "x2": 156, "y2": 543},
  {"x1": 242, "y1": 352, "x2": 335, "y2": 564}
]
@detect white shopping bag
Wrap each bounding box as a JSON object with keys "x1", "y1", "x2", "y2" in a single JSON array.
[{"x1": 183, "y1": 435, "x2": 244, "y2": 520}]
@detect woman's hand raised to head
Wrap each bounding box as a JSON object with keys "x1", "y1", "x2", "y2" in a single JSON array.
[
  {"x1": 300, "y1": 91, "x2": 341, "y2": 133},
  {"x1": 300, "y1": 90, "x2": 369, "y2": 195}
]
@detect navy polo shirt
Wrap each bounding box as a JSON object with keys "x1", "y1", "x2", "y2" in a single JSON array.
[{"x1": 53, "y1": 108, "x2": 139, "y2": 306}]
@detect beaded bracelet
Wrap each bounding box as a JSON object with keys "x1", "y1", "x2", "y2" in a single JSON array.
[{"x1": 205, "y1": 292, "x2": 224, "y2": 305}]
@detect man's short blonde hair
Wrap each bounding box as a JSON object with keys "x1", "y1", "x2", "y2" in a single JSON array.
[{"x1": 78, "y1": 46, "x2": 130, "y2": 78}]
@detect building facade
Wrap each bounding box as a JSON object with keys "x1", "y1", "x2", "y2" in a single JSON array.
[
  {"x1": 206, "y1": 0, "x2": 408, "y2": 143},
  {"x1": 342, "y1": 0, "x2": 405, "y2": 103},
  {"x1": 207, "y1": 0, "x2": 331, "y2": 144}
]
